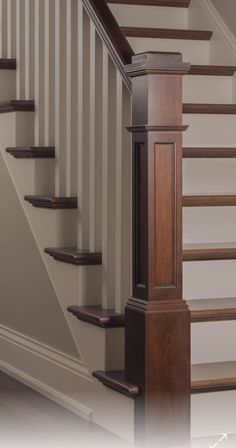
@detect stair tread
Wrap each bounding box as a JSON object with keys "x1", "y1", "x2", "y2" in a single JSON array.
[
  {"x1": 0, "y1": 58, "x2": 16, "y2": 70},
  {"x1": 45, "y1": 247, "x2": 102, "y2": 266},
  {"x1": 183, "y1": 243, "x2": 236, "y2": 261},
  {"x1": 6, "y1": 146, "x2": 55, "y2": 159},
  {"x1": 122, "y1": 27, "x2": 212, "y2": 40},
  {"x1": 183, "y1": 147, "x2": 236, "y2": 158},
  {"x1": 93, "y1": 363, "x2": 236, "y2": 397},
  {"x1": 189, "y1": 65, "x2": 236, "y2": 76},
  {"x1": 183, "y1": 103, "x2": 236, "y2": 114},
  {"x1": 92, "y1": 371, "x2": 140, "y2": 397},
  {"x1": 0, "y1": 100, "x2": 34, "y2": 113},
  {"x1": 24, "y1": 195, "x2": 78, "y2": 209},
  {"x1": 107, "y1": 0, "x2": 191, "y2": 7},
  {"x1": 69, "y1": 301, "x2": 236, "y2": 326},
  {"x1": 192, "y1": 361, "x2": 236, "y2": 393},
  {"x1": 68, "y1": 305, "x2": 124, "y2": 328},
  {"x1": 188, "y1": 298, "x2": 236, "y2": 322},
  {"x1": 183, "y1": 194, "x2": 236, "y2": 207}
]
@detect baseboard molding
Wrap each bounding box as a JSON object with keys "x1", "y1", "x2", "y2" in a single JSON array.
[
  {"x1": 0, "y1": 324, "x2": 93, "y2": 421},
  {"x1": 199, "y1": 0, "x2": 236, "y2": 56}
]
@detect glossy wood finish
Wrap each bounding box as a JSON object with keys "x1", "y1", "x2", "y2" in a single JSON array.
[
  {"x1": 183, "y1": 243, "x2": 236, "y2": 261},
  {"x1": 44, "y1": 247, "x2": 102, "y2": 265},
  {"x1": 68, "y1": 299, "x2": 236, "y2": 325},
  {"x1": 0, "y1": 100, "x2": 34, "y2": 113},
  {"x1": 94, "y1": 363, "x2": 236, "y2": 396},
  {"x1": 107, "y1": 0, "x2": 191, "y2": 6},
  {"x1": 189, "y1": 298, "x2": 236, "y2": 322},
  {"x1": 24, "y1": 196, "x2": 78, "y2": 209},
  {"x1": 6, "y1": 146, "x2": 55, "y2": 159},
  {"x1": 93, "y1": 371, "x2": 140, "y2": 397},
  {"x1": 183, "y1": 104, "x2": 236, "y2": 114},
  {"x1": 189, "y1": 65, "x2": 236, "y2": 76},
  {"x1": 183, "y1": 147, "x2": 236, "y2": 158},
  {"x1": 122, "y1": 27, "x2": 212, "y2": 40},
  {"x1": 183, "y1": 194, "x2": 236, "y2": 207},
  {"x1": 84, "y1": 0, "x2": 133, "y2": 66},
  {"x1": 191, "y1": 362, "x2": 236, "y2": 394},
  {"x1": 67, "y1": 306, "x2": 124, "y2": 328},
  {"x1": 124, "y1": 52, "x2": 191, "y2": 447},
  {"x1": 0, "y1": 58, "x2": 17, "y2": 70}
]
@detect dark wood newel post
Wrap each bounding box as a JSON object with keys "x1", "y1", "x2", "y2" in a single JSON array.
[{"x1": 124, "y1": 52, "x2": 191, "y2": 447}]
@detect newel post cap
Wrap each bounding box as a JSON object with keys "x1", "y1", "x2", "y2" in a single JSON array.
[{"x1": 124, "y1": 51, "x2": 190, "y2": 77}]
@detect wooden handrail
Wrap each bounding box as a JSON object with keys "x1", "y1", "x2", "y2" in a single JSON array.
[{"x1": 82, "y1": 0, "x2": 134, "y2": 90}]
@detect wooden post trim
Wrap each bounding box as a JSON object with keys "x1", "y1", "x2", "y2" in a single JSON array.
[{"x1": 125, "y1": 52, "x2": 191, "y2": 447}]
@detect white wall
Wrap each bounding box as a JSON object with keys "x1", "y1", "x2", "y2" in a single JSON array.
[
  {"x1": 211, "y1": 0, "x2": 236, "y2": 36},
  {"x1": 0, "y1": 151, "x2": 78, "y2": 357}
]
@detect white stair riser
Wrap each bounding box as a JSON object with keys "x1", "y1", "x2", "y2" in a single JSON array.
[
  {"x1": 184, "y1": 160, "x2": 236, "y2": 194},
  {"x1": 192, "y1": 321, "x2": 236, "y2": 363},
  {"x1": 183, "y1": 115, "x2": 236, "y2": 147},
  {"x1": 0, "y1": 71, "x2": 16, "y2": 101},
  {"x1": 184, "y1": 261, "x2": 236, "y2": 299},
  {"x1": 127, "y1": 37, "x2": 209, "y2": 64},
  {"x1": 184, "y1": 75, "x2": 232, "y2": 103},
  {"x1": 192, "y1": 390, "x2": 236, "y2": 438},
  {"x1": 108, "y1": 4, "x2": 187, "y2": 29},
  {"x1": 184, "y1": 208, "x2": 236, "y2": 243}
]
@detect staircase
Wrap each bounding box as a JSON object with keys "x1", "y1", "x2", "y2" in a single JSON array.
[
  {"x1": 1, "y1": 0, "x2": 236, "y2": 446},
  {"x1": 93, "y1": 0, "x2": 236, "y2": 445}
]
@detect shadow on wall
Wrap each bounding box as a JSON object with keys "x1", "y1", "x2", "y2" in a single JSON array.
[
  {"x1": 211, "y1": 0, "x2": 236, "y2": 37},
  {"x1": 0, "y1": 152, "x2": 77, "y2": 357}
]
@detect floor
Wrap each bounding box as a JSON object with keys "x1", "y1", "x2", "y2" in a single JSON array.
[
  {"x1": 0, "y1": 371, "x2": 132, "y2": 448},
  {"x1": 1, "y1": 371, "x2": 236, "y2": 448}
]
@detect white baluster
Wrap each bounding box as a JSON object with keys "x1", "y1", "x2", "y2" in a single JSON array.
[
  {"x1": 55, "y1": 0, "x2": 67, "y2": 195},
  {"x1": 44, "y1": 0, "x2": 55, "y2": 146},
  {"x1": 7, "y1": 0, "x2": 16, "y2": 59},
  {"x1": 66, "y1": 0, "x2": 78, "y2": 196},
  {"x1": 90, "y1": 31, "x2": 103, "y2": 252},
  {"x1": 34, "y1": 0, "x2": 45, "y2": 144},
  {"x1": 102, "y1": 49, "x2": 117, "y2": 309},
  {"x1": 77, "y1": 0, "x2": 83, "y2": 248},
  {"x1": 16, "y1": 0, "x2": 25, "y2": 99},
  {"x1": 25, "y1": 0, "x2": 34, "y2": 99}
]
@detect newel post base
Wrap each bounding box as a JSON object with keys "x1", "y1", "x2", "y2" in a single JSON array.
[
  {"x1": 124, "y1": 52, "x2": 191, "y2": 447},
  {"x1": 126, "y1": 299, "x2": 190, "y2": 447}
]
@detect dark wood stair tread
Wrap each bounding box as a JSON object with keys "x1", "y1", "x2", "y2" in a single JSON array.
[
  {"x1": 0, "y1": 100, "x2": 34, "y2": 113},
  {"x1": 191, "y1": 362, "x2": 236, "y2": 394},
  {"x1": 122, "y1": 27, "x2": 212, "y2": 40},
  {"x1": 107, "y1": 0, "x2": 191, "y2": 7},
  {"x1": 6, "y1": 146, "x2": 55, "y2": 159},
  {"x1": 0, "y1": 58, "x2": 16, "y2": 70},
  {"x1": 183, "y1": 103, "x2": 236, "y2": 114},
  {"x1": 183, "y1": 147, "x2": 236, "y2": 158},
  {"x1": 68, "y1": 306, "x2": 124, "y2": 328},
  {"x1": 183, "y1": 194, "x2": 236, "y2": 207},
  {"x1": 24, "y1": 196, "x2": 78, "y2": 209},
  {"x1": 183, "y1": 243, "x2": 236, "y2": 261},
  {"x1": 189, "y1": 65, "x2": 236, "y2": 76},
  {"x1": 45, "y1": 247, "x2": 102, "y2": 265},
  {"x1": 68, "y1": 301, "x2": 236, "y2": 326},
  {"x1": 93, "y1": 363, "x2": 236, "y2": 397},
  {"x1": 188, "y1": 298, "x2": 236, "y2": 322},
  {"x1": 92, "y1": 371, "x2": 140, "y2": 397}
]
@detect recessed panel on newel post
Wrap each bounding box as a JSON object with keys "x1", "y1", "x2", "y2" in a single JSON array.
[{"x1": 125, "y1": 53, "x2": 191, "y2": 447}]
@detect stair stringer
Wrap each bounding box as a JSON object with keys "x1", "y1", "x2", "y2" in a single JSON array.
[{"x1": 0, "y1": 111, "x2": 134, "y2": 442}]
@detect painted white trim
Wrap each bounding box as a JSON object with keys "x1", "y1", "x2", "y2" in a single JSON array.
[
  {"x1": 199, "y1": 0, "x2": 236, "y2": 55},
  {"x1": 0, "y1": 323, "x2": 89, "y2": 378},
  {"x1": 0, "y1": 324, "x2": 93, "y2": 421}
]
